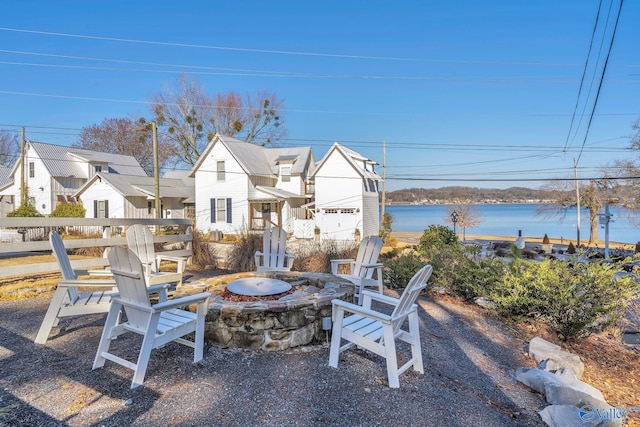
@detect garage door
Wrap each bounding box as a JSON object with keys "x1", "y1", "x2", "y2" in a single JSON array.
[{"x1": 321, "y1": 208, "x2": 357, "y2": 240}]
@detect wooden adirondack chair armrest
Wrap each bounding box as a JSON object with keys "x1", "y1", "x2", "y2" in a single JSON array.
[
  {"x1": 84, "y1": 268, "x2": 114, "y2": 277},
  {"x1": 360, "y1": 290, "x2": 400, "y2": 307},
  {"x1": 330, "y1": 259, "x2": 356, "y2": 275},
  {"x1": 58, "y1": 279, "x2": 117, "y2": 287},
  {"x1": 152, "y1": 292, "x2": 212, "y2": 312},
  {"x1": 156, "y1": 254, "x2": 188, "y2": 263},
  {"x1": 331, "y1": 298, "x2": 392, "y2": 324},
  {"x1": 360, "y1": 263, "x2": 383, "y2": 269}
]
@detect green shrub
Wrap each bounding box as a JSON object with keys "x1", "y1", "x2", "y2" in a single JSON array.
[
  {"x1": 417, "y1": 225, "x2": 459, "y2": 252},
  {"x1": 383, "y1": 251, "x2": 425, "y2": 289},
  {"x1": 490, "y1": 258, "x2": 639, "y2": 340},
  {"x1": 50, "y1": 202, "x2": 86, "y2": 218},
  {"x1": 7, "y1": 204, "x2": 43, "y2": 217}
]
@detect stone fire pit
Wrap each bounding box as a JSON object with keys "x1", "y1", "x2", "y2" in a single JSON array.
[{"x1": 200, "y1": 271, "x2": 354, "y2": 351}]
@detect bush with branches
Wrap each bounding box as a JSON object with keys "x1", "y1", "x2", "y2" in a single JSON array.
[{"x1": 50, "y1": 202, "x2": 86, "y2": 218}]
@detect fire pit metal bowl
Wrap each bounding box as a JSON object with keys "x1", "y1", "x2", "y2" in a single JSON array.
[{"x1": 200, "y1": 271, "x2": 355, "y2": 351}]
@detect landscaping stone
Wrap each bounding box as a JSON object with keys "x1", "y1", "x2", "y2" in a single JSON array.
[
  {"x1": 517, "y1": 337, "x2": 624, "y2": 427},
  {"x1": 528, "y1": 336, "x2": 585, "y2": 379}
]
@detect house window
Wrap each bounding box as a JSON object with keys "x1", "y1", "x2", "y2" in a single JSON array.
[
  {"x1": 95, "y1": 165, "x2": 102, "y2": 173},
  {"x1": 281, "y1": 166, "x2": 291, "y2": 182},
  {"x1": 94, "y1": 200, "x2": 109, "y2": 218},
  {"x1": 216, "y1": 199, "x2": 226, "y2": 222},
  {"x1": 210, "y1": 198, "x2": 232, "y2": 223},
  {"x1": 29, "y1": 162, "x2": 35, "y2": 178},
  {"x1": 148, "y1": 201, "x2": 153, "y2": 214},
  {"x1": 217, "y1": 161, "x2": 225, "y2": 181},
  {"x1": 368, "y1": 179, "x2": 376, "y2": 192}
]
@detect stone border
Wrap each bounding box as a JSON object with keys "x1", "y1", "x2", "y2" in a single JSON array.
[{"x1": 197, "y1": 271, "x2": 355, "y2": 351}]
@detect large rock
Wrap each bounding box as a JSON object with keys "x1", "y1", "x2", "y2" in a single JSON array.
[
  {"x1": 515, "y1": 368, "x2": 605, "y2": 407},
  {"x1": 528, "y1": 337, "x2": 585, "y2": 379}
]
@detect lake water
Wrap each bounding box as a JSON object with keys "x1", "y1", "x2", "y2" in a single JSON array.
[{"x1": 384, "y1": 204, "x2": 640, "y2": 244}]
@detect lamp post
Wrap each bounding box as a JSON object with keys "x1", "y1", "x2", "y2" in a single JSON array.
[{"x1": 451, "y1": 211, "x2": 459, "y2": 234}]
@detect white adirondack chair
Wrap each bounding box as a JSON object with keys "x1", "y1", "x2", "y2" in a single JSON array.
[
  {"x1": 330, "y1": 235, "x2": 384, "y2": 304},
  {"x1": 126, "y1": 224, "x2": 187, "y2": 286},
  {"x1": 35, "y1": 231, "x2": 170, "y2": 345},
  {"x1": 93, "y1": 246, "x2": 211, "y2": 389},
  {"x1": 328, "y1": 264, "x2": 432, "y2": 388},
  {"x1": 34, "y1": 231, "x2": 118, "y2": 344},
  {"x1": 254, "y1": 225, "x2": 294, "y2": 272}
]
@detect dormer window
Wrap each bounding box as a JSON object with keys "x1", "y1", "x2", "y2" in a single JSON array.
[
  {"x1": 95, "y1": 165, "x2": 102, "y2": 173},
  {"x1": 281, "y1": 166, "x2": 291, "y2": 182}
]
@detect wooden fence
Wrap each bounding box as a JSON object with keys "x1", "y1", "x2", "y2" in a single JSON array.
[{"x1": 0, "y1": 218, "x2": 192, "y2": 279}]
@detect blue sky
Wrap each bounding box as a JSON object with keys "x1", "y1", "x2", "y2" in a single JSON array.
[{"x1": 0, "y1": 0, "x2": 638, "y2": 191}]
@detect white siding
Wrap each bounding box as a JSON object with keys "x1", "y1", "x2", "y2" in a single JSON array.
[
  {"x1": 80, "y1": 179, "x2": 125, "y2": 218},
  {"x1": 194, "y1": 142, "x2": 250, "y2": 234}
]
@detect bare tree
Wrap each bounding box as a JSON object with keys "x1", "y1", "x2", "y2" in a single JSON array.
[
  {"x1": 538, "y1": 179, "x2": 609, "y2": 246},
  {"x1": 0, "y1": 130, "x2": 18, "y2": 167},
  {"x1": 150, "y1": 74, "x2": 216, "y2": 167},
  {"x1": 150, "y1": 74, "x2": 287, "y2": 167},
  {"x1": 445, "y1": 200, "x2": 482, "y2": 241},
  {"x1": 74, "y1": 117, "x2": 170, "y2": 176}
]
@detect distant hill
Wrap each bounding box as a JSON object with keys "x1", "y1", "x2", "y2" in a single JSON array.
[{"x1": 386, "y1": 186, "x2": 545, "y2": 204}]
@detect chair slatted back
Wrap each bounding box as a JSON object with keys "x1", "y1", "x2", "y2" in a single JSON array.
[
  {"x1": 263, "y1": 226, "x2": 288, "y2": 269},
  {"x1": 50, "y1": 231, "x2": 77, "y2": 281},
  {"x1": 126, "y1": 224, "x2": 158, "y2": 273},
  {"x1": 108, "y1": 246, "x2": 152, "y2": 331},
  {"x1": 391, "y1": 265, "x2": 432, "y2": 333},
  {"x1": 49, "y1": 231, "x2": 79, "y2": 302},
  {"x1": 353, "y1": 236, "x2": 383, "y2": 278}
]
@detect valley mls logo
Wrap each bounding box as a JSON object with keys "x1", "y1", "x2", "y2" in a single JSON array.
[{"x1": 579, "y1": 405, "x2": 629, "y2": 423}]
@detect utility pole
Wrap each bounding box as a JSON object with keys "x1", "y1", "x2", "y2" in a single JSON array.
[
  {"x1": 574, "y1": 158, "x2": 581, "y2": 247},
  {"x1": 20, "y1": 127, "x2": 27, "y2": 207},
  {"x1": 381, "y1": 141, "x2": 386, "y2": 219},
  {"x1": 152, "y1": 122, "x2": 160, "y2": 220}
]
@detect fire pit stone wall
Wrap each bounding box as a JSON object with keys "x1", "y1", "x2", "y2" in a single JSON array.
[{"x1": 199, "y1": 271, "x2": 355, "y2": 351}]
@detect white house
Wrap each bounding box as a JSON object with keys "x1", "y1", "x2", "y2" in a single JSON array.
[
  {"x1": 74, "y1": 171, "x2": 194, "y2": 219},
  {"x1": 311, "y1": 142, "x2": 382, "y2": 240},
  {"x1": 190, "y1": 134, "x2": 315, "y2": 236},
  {"x1": 0, "y1": 165, "x2": 12, "y2": 217},
  {"x1": 0, "y1": 141, "x2": 147, "y2": 216}
]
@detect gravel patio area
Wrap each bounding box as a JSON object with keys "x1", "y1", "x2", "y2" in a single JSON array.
[{"x1": 0, "y1": 290, "x2": 546, "y2": 426}]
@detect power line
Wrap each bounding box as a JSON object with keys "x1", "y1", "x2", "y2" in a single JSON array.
[
  {"x1": 576, "y1": 0, "x2": 624, "y2": 164},
  {"x1": 563, "y1": 0, "x2": 604, "y2": 153},
  {"x1": 0, "y1": 26, "x2": 604, "y2": 66}
]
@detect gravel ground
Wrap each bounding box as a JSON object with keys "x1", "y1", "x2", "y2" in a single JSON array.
[{"x1": 0, "y1": 291, "x2": 546, "y2": 426}]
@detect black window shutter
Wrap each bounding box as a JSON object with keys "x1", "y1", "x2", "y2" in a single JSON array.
[
  {"x1": 226, "y1": 198, "x2": 232, "y2": 223},
  {"x1": 104, "y1": 200, "x2": 109, "y2": 218},
  {"x1": 93, "y1": 200, "x2": 97, "y2": 218},
  {"x1": 210, "y1": 198, "x2": 216, "y2": 223}
]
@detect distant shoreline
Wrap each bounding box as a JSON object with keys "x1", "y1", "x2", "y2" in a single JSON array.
[{"x1": 390, "y1": 231, "x2": 635, "y2": 250}]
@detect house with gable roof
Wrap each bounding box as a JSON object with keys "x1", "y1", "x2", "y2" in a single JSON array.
[
  {"x1": 311, "y1": 142, "x2": 382, "y2": 240},
  {"x1": 0, "y1": 141, "x2": 147, "y2": 216},
  {"x1": 190, "y1": 134, "x2": 315, "y2": 236},
  {"x1": 74, "y1": 170, "x2": 194, "y2": 219}
]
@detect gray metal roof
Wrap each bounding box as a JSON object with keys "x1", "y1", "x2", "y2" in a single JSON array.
[
  {"x1": 264, "y1": 146, "x2": 315, "y2": 176},
  {"x1": 220, "y1": 136, "x2": 273, "y2": 177},
  {"x1": 29, "y1": 141, "x2": 147, "y2": 178},
  {"x1": 192, "y1": 135, "x2": 315, "y2": 179},
  {"x1": 76, "y1": 173, "x2": 193, "y2": 200}
]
